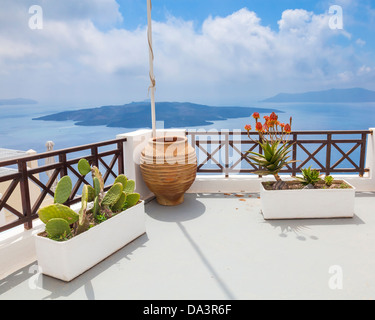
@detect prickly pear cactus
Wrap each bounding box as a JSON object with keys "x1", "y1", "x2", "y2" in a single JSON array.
[
  {"x1": 45, "y1": 218, "x2": 71, "y2": 239},
  {"x1": 38, "y1": 203, "x2": 79, "y2": 225},
  {"x1": 92, "y1": 196, "x2": 100, "y2": 218},
  {"x1": 78, "y1": 185, "x2": 89, "y2": 225},
  {"x1": 102, "y1": 183, "x2": 123, "y2": 207},
  {"x1": 111, "y1": 192, "x2": 127, "y2": 212},
  {"x1": 78, "y1": 158, "x2": 91, "y2": 176},
  {"x1": 92, "y1": 166, "x2": 104, "y2": 191},
  {"x1": 87, "y1": 185, "x2": 96, "y2": 202},
  {"x1": 39, "y1": 157, "x2": 142, "y2": 241},
  {"x1": 114, "y1": 175, "x2": 128, "y2": 189},
  {"x1": 124, "y1": 193, "x2": 140, "y2": 209},
  {"x1": 93, "y1": 177, "x2": 101, "y2": 197},
  {"x1": 124, "y1": 179, "x2": 135, "y2": 195},
  {"x1": 76, "y1": 185, "x2": 90, "y2": 235},
  {"x1": 54, "y1": 176, "x2": 72, "y2": 204}
]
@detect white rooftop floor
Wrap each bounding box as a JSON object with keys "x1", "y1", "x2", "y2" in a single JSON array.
[{"x1": 1, "y1": 192, "x2": 375, "y2": 300}]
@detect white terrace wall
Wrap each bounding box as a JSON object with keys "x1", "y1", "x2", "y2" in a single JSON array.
[{"x1": 118, "y1": 128, "x2": 375, "y2": 200}]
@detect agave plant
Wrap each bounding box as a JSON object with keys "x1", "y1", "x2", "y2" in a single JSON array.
[
  {"x1": 246, "y1": 140, "x2": 295, "y2": 182},
  {"x1": 295, "y1": 166, "x2": 322, "y2": 186},
  {"x1": 324, "y1": 175, "x2": 334, "y2": 187},
  {"x1": 245, "y1": 112, "x2": 297, "y2": 185}
]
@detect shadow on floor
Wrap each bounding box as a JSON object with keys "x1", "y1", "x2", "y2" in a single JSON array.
[
  {"x1": 0, "y1": 233, "x2": 149, "y2": 300},
  {"x1": 176, "y1": 221, "x2": 236, "y2": 299},
  {"x1": 195, "y1": 193, "x2": 260, "y2": 199},
  {"x1": 262, "y1": 214, "x2": 365, "y2": 241},
  {"x1": 145, "y1": 194, "x2": 206, "y2": 222},
  {"x1": 355, "y1": 191, "x2": 375, "y2": 198}
]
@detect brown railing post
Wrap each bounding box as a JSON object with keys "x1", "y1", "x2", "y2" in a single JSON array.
[
  {"x1": 359, "y1": 133, "x2": 367, "y2": 177},
  {"x1": 91, "y1": 146, "x2": 99, "y2": 168},
  {"x1": 326, "y1": 133, "x2": 332, "y2": 176},
  {"x1": 59, "y1": 153, "x2": 67, "y2": 178},
  {"x1": 224, "y1": 132, "x2": 229, "y2": 178},
  {"x1": 258, "y1": 135, "x2": 263, "y2": 178},
  {"x1": 292, "y1": 133, "x2": 297, "y2": 177},
  {"x1": 18, "y1": 161, "x2": 33, "y2": 230},
  {"x1": 117, "y1": 141, "x2": 124, "y2": 175}
]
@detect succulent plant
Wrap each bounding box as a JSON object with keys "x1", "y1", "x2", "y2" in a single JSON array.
[
  {"x1": 324, "y1": 175, "x2": 334, "y2": 187},
  {"x1": 53, "y1": 175, "x2": 72, "y2": 204},
  {"x1": 124, "y1": 193, "x2": 141, "y2": 209},
  {"x1": 38, "y1": 158, "x2": 141, "y2": 241},
  {"x1": 246, "y1": 140, "x2": 295, "y2": 182},
  {"x1": 78, "y1": 158, "x2": 92, "y2": 176},
  {"x1": 295, "y1": 166, "x2": 322, "y2": 186},
  {"x1": 45, "y1": 218, "x2": 72, "y2": 240},
  {"x1": 101, "y1": 183, "x2": 123, "y2": 207}
]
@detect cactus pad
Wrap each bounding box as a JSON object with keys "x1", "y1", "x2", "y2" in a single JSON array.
[
  {"x1": 54, "y1": 176, "x2": 72, "y2": 204},
  {"x1": 114, "y1": 175, "x2": 128, "y2": 189},
  {"x1": 102, "y1": 183, "x2": 123, "y2": 206},
  {"x1": 92, "y1": 166, "x2": 104, "y2": 190},
  {"x1": 124, "y1": 179, "x2": 135, "y2": 194},
  {"x1": 38, "y1": 203, "x2": 79, "y2": 224},
  {"x1": 111, "y1": 192, "x2": 127, "y2": 212},
  {"x1": 93, "y1": 177, "x2": 101, "y2": 197},
  {"x1": 78, "y1": 158, "x2": 91, "y2": 176},
  {"x1": 124, "y1": 193, "x2": 140, "y2": 209},
  {"x1": 93, "y1": 196, "x2": 100, "y2": 218},
  {"x1": 87, "y1": 185, "x2": 96, "y2": 202},
  {"x1": 79, "y1": 185, "x2": 89, "y2": 226},
  {"x1": 45, "y1": 218, "x2": 71, "y2": 239}
]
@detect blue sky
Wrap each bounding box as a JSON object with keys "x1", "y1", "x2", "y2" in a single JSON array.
[
  {"x1": 0, "y1": 0, "x2": 374, "y2": 107},
  {"x1": 116, "y1": 0, "x2": 375, "y2": 48},
  {"x1": 118, "y1": 0, "x2": 322, "y2": 30}
]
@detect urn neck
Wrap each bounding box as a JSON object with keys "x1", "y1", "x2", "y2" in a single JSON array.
[{"x1": 150, "y1": 136, "x2": 187, "y2": 147}]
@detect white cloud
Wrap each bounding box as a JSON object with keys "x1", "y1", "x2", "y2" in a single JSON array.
[
  {"x1": 0, "y1": 3, "x2": 373, "y2": 107},
  {"x1": 151, "y1": 8, "x2": 366, "y2": 103},
  {"x1": 356, "y1": 38, "x2": 366, "y2": 46},
  {"x1": 357, "y1": 65, "x2": 373, "y2": 75}
]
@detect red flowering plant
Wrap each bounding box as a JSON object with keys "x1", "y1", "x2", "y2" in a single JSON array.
[{"x1": 244, "y1": 112, "x2": 296, "y2": 186}]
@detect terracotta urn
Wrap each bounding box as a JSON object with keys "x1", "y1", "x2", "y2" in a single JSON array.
[{"x1": 140, "y1": 136, "x2": 197, "y2": 206}]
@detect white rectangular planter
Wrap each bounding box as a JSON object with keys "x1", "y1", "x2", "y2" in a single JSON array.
[
  {"x1": 260, "y1": 181, "x2": 356, "y2": 220},
  {"x1": 34, "y1": 201, "x2": 146, "y2": 282}
]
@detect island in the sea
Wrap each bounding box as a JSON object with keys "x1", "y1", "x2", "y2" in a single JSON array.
[
  {"x1": 33, "y1": 101, "x2": 281, "y2": 129},
  {"x1": 262, "y1": 88, "x2": 375, "y2": 103}
]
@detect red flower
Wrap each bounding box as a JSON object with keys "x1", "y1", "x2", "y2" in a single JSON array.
[
  {"x1": 244, "y1": 124, "x2": 252, "y2": 131},
  {"x1": 284, "y1": 124, "x2": 291, "y2": 133},
  {"x1": 252, "y1": 112, "x2": 260, "y2": 120},
  {"x1": 267, "y1": 112, "x2": 278, "y2": 126},
  {"x1": 255, "y1": 122, "x2": 263, "y2": 132},
  {"x1": 270, "y1": 112, "x2": 278, "y2": 121}
]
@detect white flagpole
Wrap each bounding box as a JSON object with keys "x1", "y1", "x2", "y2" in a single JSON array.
[{"x1": 147, "y1": 0, "x2": 156, "y2": 138}]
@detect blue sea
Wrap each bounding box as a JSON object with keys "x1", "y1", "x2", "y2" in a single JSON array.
[
  {"x1": 1, "y1": 101, "x2": 375, "y2": 187},
  {"x1": 0, "y1": 103, "x2": 375, "y2": 176},
  {"x1": 1, "y1": 102, "x2": 374, "y2": 154}
]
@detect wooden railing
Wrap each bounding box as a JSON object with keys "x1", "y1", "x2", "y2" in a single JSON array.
[
  {"x1": 0, "y1": 130, "x2": 371, "y2": 233},
  {"x1": 186, "y1": 130, "x2": 371, "y2": 178},
  {"x1": 0, "y1": 138, "x2": 126, "y2": 233}
]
